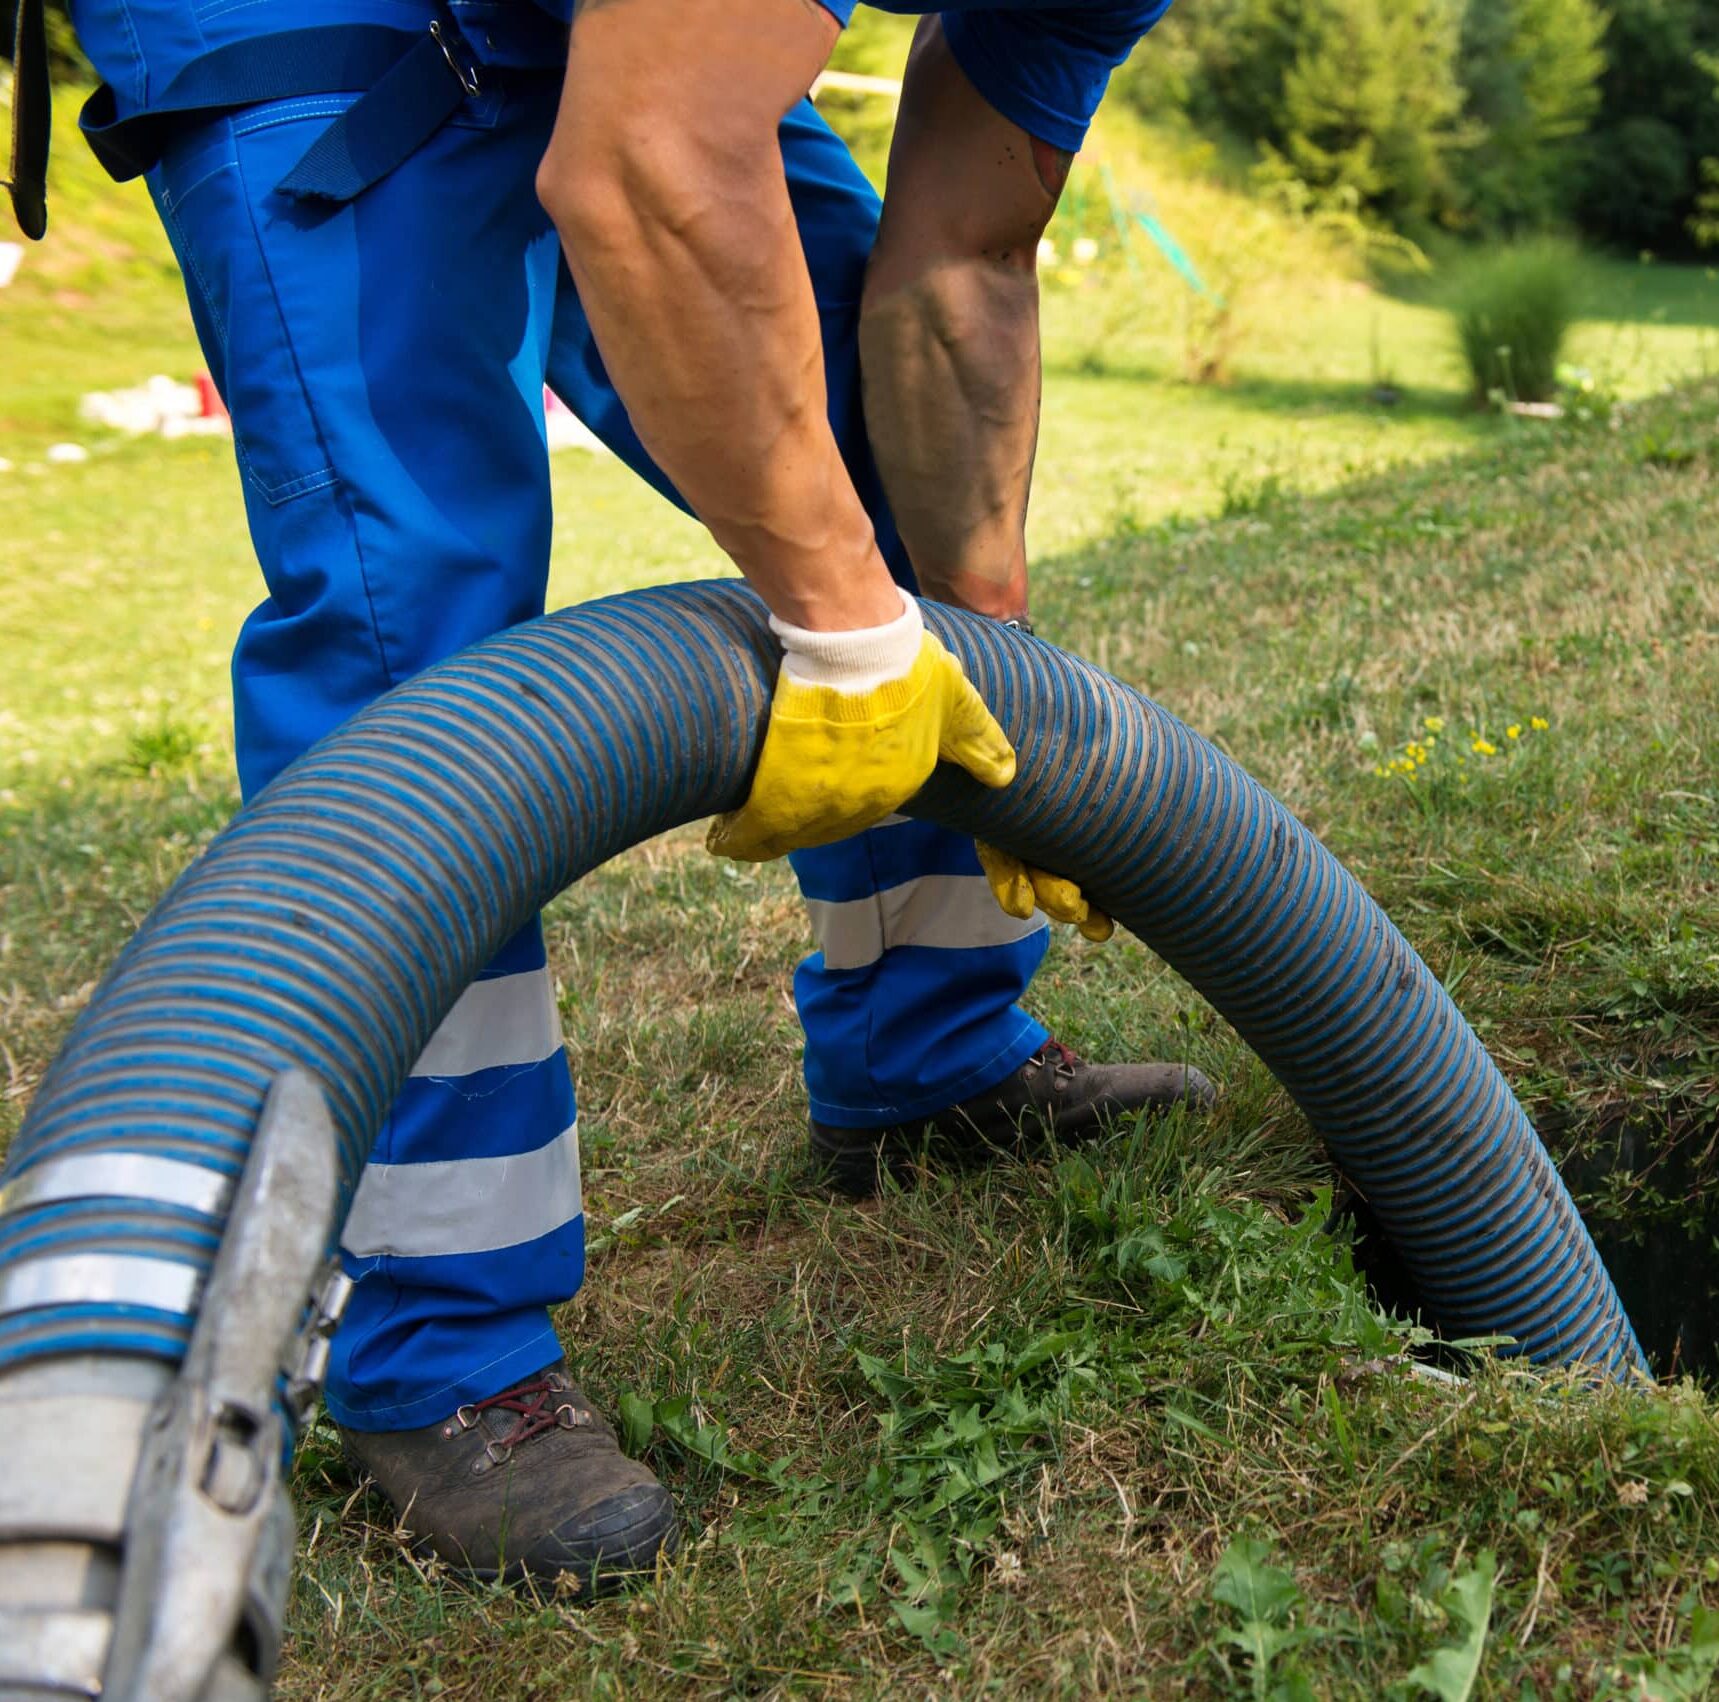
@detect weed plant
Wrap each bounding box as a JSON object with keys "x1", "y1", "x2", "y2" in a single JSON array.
[{"x1": 1446, "y1": 241, "x2": 1585, "y2": 405}]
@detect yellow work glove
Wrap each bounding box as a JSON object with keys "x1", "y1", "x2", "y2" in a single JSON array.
[
  {"x1": 976, "y1": 843, "x2": 1115, "y2": 943},
  {"x1": 708, "y1": 589, "x2": 1016, "y2": 862}
]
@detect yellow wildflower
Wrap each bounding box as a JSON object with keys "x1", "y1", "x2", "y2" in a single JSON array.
[
  {"x1": 1423, "y1": 716, "x2": 1446, "y2": 734},
  {"x1": 1472, "y1": 738, "x2": 1497, "y2": 757},
  {"x1": 1506, "y1": 724, "x2": 1521, "y2": 740},
  {"x1": 1530, "y1": 716, "x2": 1550, "y2": 732}
]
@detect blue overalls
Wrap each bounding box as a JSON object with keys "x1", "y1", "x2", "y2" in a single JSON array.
[{"x1": 67, "y1": 0, "x2": 1167, "y2": 1431}]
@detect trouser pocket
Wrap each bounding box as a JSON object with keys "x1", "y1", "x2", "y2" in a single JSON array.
[{"x1": 151, "y1": 112, "x2": 339, "y2": 505}]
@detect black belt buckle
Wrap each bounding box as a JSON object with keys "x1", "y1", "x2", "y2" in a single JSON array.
[{"x1": 430, "y1": 16, "x2": 481, "y2": 97}]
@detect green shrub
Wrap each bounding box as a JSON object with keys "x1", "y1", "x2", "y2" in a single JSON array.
[
  {"x1": 1445, "y1": 240, "x2": 1583, "y2": 403},
  {"x1": 1694, "y1": 156, "x2": 1719, "y2": 250}
]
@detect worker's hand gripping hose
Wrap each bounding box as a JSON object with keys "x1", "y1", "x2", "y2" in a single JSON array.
[
  {"x1": 0, "y1": 582, "x2": 1647, "y2": 1699},
  {"x1": 706, "y1": 585, "x2": 1016, "y2": 860}
]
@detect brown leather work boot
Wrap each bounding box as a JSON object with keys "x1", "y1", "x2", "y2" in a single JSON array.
[
  {"x1": 340, "y1": 1360, "x2": 677, "y2": 1592},
  {"x1": 809, "y1": 1039, "x2": 1217, "y2": 1198}
]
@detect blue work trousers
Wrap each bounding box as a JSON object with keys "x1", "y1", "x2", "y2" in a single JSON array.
[{"x1": 146, "y1": 82, "x2": 1048, "y2": 1430}]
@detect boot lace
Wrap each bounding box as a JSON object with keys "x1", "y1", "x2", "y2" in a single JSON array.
[
  {"x1": 454, "y1": 1376, "x2": 590, "y2": 1465},
  {"x1": 1030, "y1": 1039, "x2": 1081, "y2": 1079}
]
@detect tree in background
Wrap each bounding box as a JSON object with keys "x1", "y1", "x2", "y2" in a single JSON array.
[
  {"x1": 1454, "y1": 0, "x2": 1607, "y2": 233},
  {"x1": 1115, "y1": 0, "x2": 1719, "y2": 251},
  {"x1": 1265, "y1": 0, "x2": 1465, "y2": 228},
  {"x1": 1167, "y1": 0, "x2": 1303, "y2": 150},
  {"x1": 1579, "y1": 0, "x2": 1719, "y2": 253},
  {"x1": 1693, "y1": 55, "x2": 1719, "y2": 251},
  {"x1": 1120, "y1": 0, "x2": 1467, "y2": 230}
]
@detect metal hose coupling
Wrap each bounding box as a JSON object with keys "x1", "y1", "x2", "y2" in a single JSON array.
[{"x1": 0, "y1": 1072, "x2": 349, "y2": 1701}]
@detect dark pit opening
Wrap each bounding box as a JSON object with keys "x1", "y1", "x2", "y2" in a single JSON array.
[{"x1": 1337, "y1": 1084, "x2": 1719, "y2": 1383}]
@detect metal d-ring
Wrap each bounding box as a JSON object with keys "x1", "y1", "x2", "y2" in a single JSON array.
[{"x1": 430, "y1": 20, "x2": 481, "y2": 97}]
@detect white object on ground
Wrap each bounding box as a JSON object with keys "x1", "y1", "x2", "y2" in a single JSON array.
[
  {"x1": 1072, "y1": 237, "x2": 1099, "y2": 265},
  {"x1": 1037, "y1": 237, "x2": 1058, "y2": 267},
  {"x1": 46, "y1": 443, "x2": 90, "y2": 464},
  {"x1": 544, "y1": 387, "x2": 610, "y2": 455},
  {"x1": 0, "y1": 457, "x2": 12, "y2": 473},
  {"x1": 80, "y1": 374, "x2": 227, "y2": 438},
  {"x1": 160, "y1": 412, "x2": 232, "y2": 439},
  {"x1": 0, "y1": 243, "x2": 23, "y2": 289}
]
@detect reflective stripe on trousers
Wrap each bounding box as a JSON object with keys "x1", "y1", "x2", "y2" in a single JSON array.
[{"x1": 146, "y1": 81, "x2": 1047, "y2": 1427}]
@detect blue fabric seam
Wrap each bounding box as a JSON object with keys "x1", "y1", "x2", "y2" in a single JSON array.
[{"x1": 809, "y1": 1007, "x2": 1048, "y2": 1127}]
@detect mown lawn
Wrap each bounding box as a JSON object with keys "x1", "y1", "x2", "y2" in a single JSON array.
[
  {"x1": 5, "y1": 383, "x2": 1717, "y2": 1693},
  {"x1": 4, "y1": 67, "x2": 1719, "y2": 1702}
]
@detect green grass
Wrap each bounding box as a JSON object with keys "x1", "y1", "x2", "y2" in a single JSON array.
[{"x1": 5, "y1": 65, "x2": 1719, "y2": 1702}]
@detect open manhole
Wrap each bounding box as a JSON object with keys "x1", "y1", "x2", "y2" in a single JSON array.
[{"x1": 1339, "y1": 1083, "x2": 1719, "y2": 1381}]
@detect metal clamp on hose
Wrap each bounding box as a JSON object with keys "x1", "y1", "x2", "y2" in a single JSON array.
[
  {"x1": 98, "y1": 1070, "x2": 344, "y2": 1702},
  {"x1": 284, "y1": 1263, "x2": 355, "y2": 1431}
]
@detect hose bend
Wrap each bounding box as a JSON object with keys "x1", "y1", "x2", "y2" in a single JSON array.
[{"x1": 0, "y1": 580, "x2": 1645, "y2": 1696}]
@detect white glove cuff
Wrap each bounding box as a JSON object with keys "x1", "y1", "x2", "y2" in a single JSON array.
[{"x1": 771, "y1": 587, "x2": 923, "y2": 694}]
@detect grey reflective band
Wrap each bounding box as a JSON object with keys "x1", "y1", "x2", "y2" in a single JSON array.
[
  {"x1": 410, "y1": 964, "x2": 561, "y2": 1078},
  {"x1": 1002, "y1": 616, "x2": 1035, "y2": 638},
  {"x1": 0, "y1": 1152, "x2": 232, "y2": 1220},
  {"x1": 804, "y1": 874, "x2": 1048, "y2": 972},
  {"x1": 340, "y1": 1119, "x2": 582, "y2": 1260},
  {"x1": 0, "y1": 1254, "x2": 202, "y2": 1319}
]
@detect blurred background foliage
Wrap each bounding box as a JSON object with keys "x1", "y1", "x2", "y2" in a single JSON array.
[
  {"x1": 8, "y1": 0, "x2": 1719, "y2": 256},
  {"x1": 1115, "y1": 0, "x2": 1719, "y2": 257}
]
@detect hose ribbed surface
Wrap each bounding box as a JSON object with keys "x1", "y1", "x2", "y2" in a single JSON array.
[{"x1": 0, "y1": 581, "x2": 1646, "y2": 1379}]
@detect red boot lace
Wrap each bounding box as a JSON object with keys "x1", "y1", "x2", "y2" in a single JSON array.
[
  {"x1": 454, "y1": 1377, "x2": 588, "y2": 1463},
  {"x1": 1032, "y1": 1039, "x2": 1081, "y2": 1074}
]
